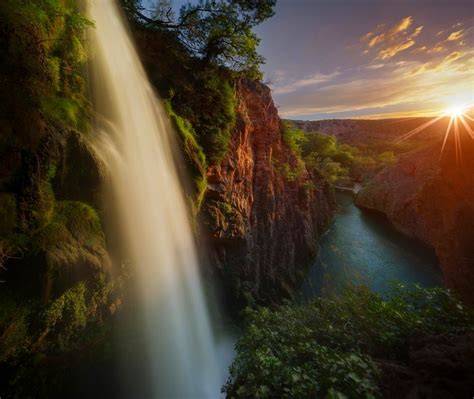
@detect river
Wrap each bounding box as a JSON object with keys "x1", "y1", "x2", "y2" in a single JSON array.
[{"x1": 301, "y1": 191, "x2": 443, "y2": 298}]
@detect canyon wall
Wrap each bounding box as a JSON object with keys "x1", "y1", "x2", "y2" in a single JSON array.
[
  {"x1": 202, "y1": 79, "x2": 335, "y2": 305},
  {"x1": 356, "y1": 135, "x2": 474, "y2": 304}
]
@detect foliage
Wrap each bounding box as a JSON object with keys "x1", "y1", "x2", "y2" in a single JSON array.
[
  {"x1": 164, "y1": 99, "x2": 208, "y2": 213},
  {"x1": 123, "y1": 0, "x2": 276, "y2": 79},
  {"x1": 282, "y1": 121, "x2": 308, "y2": 158},
  {"x1": 0, "y1": 265, "x2": 129, "y2": 397},
  {"x1": 274, "y1": 161, "x2": 305, "y2": 183},
  {"x1": 44, "y1": 281, "x2": 88, "y2": 349},
  {"x1": 224, "y1": 285, "x2": 474, "y2": 398},
  {"x1": 0, "y1": 0, "x2": 93, "y2": 137}
]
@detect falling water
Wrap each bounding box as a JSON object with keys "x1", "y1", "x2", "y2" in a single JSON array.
[{"x1": 87, "y1": 1, "x2": 220, "y2": 397}]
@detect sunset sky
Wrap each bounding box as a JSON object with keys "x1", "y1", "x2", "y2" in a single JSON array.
[
  {"x1": 255, "y1": 0, "x2": 473, "y2": 120},
  {"x1": 143, "y1": 0, "x2": 474, "y2": 120}
]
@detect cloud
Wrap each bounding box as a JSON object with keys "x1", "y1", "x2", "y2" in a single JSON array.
[
  {"x1": 363, "y1": 16, "x2": 413, "y2": 49},
  {"x1": 426, "y1": 46, "x2": 445, "y2": 54},
  {"x1": 447, "y1": 30, "x2": 464, "y2": 41},
  {"x1": 272, "y1": 44, "x2": 472, "y2": 119},
  {"x1": 362, "y1": 17, "x2": 424, "y2": 60},
  {"x1": 275, "y1": 76, "x2": 428, "y2": 116},
  {"x1": 377, "y1": 39, "x2": 416, "y2": 60},
  {"x1": 408, "y1": 51, "x2": 466, "y2": 75},
  {"x1": 269, "y1": 16, "x2": 473, "y2": 120},
  {"x1": 271, "y1": 71, "x2": 340, "y2": 94},
  {"x1": 366, "y1": 63, "x2": 385, "y2": 70},
  {"x1": 368, "y1": 34, "x2": 385, "y2": 48},
  {"x1": 442, "y1": 51, "x2": 464, "y2": 63}
]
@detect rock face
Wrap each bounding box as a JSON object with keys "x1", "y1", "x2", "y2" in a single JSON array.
[
  {"x1": 356, "y1": 135, "x2": 474, "y2": 304},
  {"x1": 202, "y1": 79, "x2": 335, "y2": 304}
]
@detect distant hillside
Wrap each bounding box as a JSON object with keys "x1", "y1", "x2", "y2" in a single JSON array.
[{"x1": 291, "y1": 117, "x2": 452, "y2": 154}]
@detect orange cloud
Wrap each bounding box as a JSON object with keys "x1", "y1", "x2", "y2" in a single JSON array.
[
  {"x1": 408, "y1": 51, "x2": 466, "y2": 75},
  {"x1": 426, "y1": 46, "x2": 445, "y2": 54},
  {"x1": 362, "y1": 17, "x2": 423, "y2": 60},
  {"x1": 447, "y1": 30, "x2": 464, "y2": 41},
  {"x1": 378, "y1": 39, "x2": 415, "y2": 60},
  {"x1": 362, "y1": 16, "x2": 414, "y2": 48},
  {"x1": 369, "y1": 34, "x2": 385, "y2": 48},
  {"x1": 442, "y1": 51, "x2": 463, "y2": 64},
  {"x1": 391, "y1": 16, "x2": 413, "y2": 35}
]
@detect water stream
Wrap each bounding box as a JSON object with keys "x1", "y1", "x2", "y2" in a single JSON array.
[
  {"x1": 301, "y1": 191, "x2": 443, "y2": 298},
  {"x1": 87, "y1": 1, "x2": 221, "y2": 397}
]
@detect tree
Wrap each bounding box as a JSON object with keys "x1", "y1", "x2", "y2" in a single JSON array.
[{"x1": 121, "y1": 0, "x2": 276, "y2": 78}]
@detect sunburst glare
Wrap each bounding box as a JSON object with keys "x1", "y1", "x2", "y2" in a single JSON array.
[{"x1": 397, "y1": 102, "x2": 474, "y2": 161}]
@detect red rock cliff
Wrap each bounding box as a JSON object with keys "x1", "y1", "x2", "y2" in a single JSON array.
[
  {"x1": 201, "y1": 79, "x2": 335, "y2": 304},
  {"x1": 356, "y1": 133, "x2": 474, "y2": 304}
]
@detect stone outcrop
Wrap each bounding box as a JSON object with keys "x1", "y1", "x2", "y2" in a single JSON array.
[
  {"x1": 356, "y1": 134, "x2": 474, "y2": 304},
  {"x1": 202, "y1": 79, "x2": 335, "y2": 304}
]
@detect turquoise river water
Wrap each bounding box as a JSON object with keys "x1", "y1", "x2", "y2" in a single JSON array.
[{"x1": 301, "y1": 191, "x2": 443, "y2": 297}]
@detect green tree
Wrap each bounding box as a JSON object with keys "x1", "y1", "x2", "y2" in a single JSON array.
[{"x1": 122, "y1": 0, "x2": 276, "y2": 78}]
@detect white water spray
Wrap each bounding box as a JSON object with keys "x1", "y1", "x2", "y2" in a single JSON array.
[{"x1": 87, "y1": 1, "x2": 220, "y2": 397}]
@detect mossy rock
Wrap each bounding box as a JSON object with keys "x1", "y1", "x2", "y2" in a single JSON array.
[
  {"x1": 35, "y1": 200, "x2": 109, "y2": 270},
  {"x1": 53, "y1": 130, "x2": 106, "y2": 206},
  {"x1": 32, "y1": 200, "x2": 110, "y2": 300}
]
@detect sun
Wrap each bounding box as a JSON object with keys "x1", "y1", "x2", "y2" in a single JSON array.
[
  {"x1": 445, "y1": 104, "x2": 466, "y2": 118},
  {"x1": 396, "y1": 102, "x2": 473, "y2": 161}
]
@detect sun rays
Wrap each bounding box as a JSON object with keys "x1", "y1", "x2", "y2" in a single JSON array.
[{"x1": 397, "y1": 103, "x2": 474, "y2": 161}]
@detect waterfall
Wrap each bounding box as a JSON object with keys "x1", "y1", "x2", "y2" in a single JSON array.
[{"x1": 87, "y1": 1, "x2": 220, "y2": 397}]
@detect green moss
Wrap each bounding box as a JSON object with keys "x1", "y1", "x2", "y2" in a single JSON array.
[
  {"x1": 44, "y1": 281, "x2": 88, "y2": 348},
  {"x1": 0, "y1": 0, "x2": 92, "y2": 136},
  {"x1": 32, "y1": 178, "x2": 56, "y2": 229},
  {"x1": 34, "y1": 200, "x2": 106, "y2": 272},
  {"x1": 196, "y1": 74, "x2": 237, "y2": 164},
  {"x1": 164, "y1": 100, "x2": 208, "y2": 214},
  {"x1": 40, "y1": 96, "x2": 82, "y2": 127}
]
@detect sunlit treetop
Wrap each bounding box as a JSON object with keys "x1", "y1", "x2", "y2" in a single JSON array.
[{"x1": 121, "y1": 0, "x2": 276, "y2": 79}]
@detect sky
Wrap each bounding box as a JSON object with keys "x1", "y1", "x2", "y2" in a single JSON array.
[
  {"x1": 255, "y1": 0, "x2": 474, "y2": 120},
  {"x1": 143, "y1": 0, "x2": 474, "y2": 120}
]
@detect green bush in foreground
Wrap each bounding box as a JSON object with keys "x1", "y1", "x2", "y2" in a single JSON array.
[{"x1": 224, "y1": 285, "x2": 474, "y2": 398}]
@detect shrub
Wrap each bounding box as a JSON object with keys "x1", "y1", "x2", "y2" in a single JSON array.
[
  {"x1": 224, "y1": 285, "x2": 474, "y2": 398},
  {"x1": 282, "y1": 121, "x2": 308, "y2": 158}
]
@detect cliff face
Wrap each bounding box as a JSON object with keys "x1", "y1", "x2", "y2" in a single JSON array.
[
  {"x1": 202, "y1": 79, "x2": 335, "y2": 304},
  {"x1": 356, "y1": 135, "x2": 474, "y2": 304}
]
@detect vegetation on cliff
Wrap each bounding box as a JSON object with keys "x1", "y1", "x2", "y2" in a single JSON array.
[
  {"x1": 127, "y1": 1, "x2": 276, "y2": 210},
  {"x1": 0, "y1": 2, "x2": 125, "y2": 396},
  {"x1": 225, "y1": 285, "x2": 474, "y2": 398},
  {"x1": 282, "y1": 122, "x2": 397, "y2": 185}
]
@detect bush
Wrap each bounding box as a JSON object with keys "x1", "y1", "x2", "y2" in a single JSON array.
[
  {"x1": 282, "y1": 121, "x2": 308, "y2": 158},
  {"x1": 224, "y1": 285, "x2": 474, "y2": 398}
]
